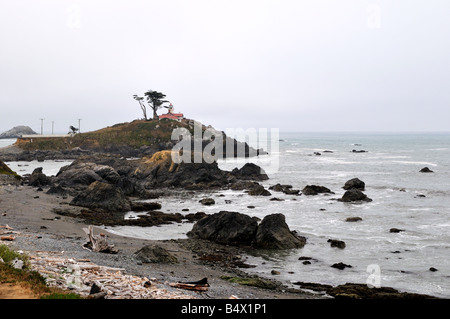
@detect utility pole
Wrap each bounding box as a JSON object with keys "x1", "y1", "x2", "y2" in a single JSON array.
[
  {"x1": 40, "y1": 118, "x2": 44, "y2": 135},
  {"x1": 78, "y1": 119, "x2": 82, "y2": 133}
]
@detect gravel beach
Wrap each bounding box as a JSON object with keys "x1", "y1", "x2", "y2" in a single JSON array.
[{"x1": 0, "y1": 182, "x2": 322, "y2": 299}]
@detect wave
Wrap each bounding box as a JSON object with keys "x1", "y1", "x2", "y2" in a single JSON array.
[{"x1": 392, "y1": 161, "x2": 437, "y2": 166}]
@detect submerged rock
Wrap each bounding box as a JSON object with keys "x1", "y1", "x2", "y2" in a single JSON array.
[
  {"x1": 199, "y1": 198, "x2": 215, "y2": 205},
  {"x1": 420, "y1": 167, "x2": 434, "y2": 173},
  {"x1": 390, "y1": 228, "x2": 405, "y2": 233},
  {"x1": 338, "y1": 189, "x2": 372, "y2": 202},
  {"x1": 331, "y1": 262, "x2": 352, "y2": 270},
  {"x1": 269, "y1": 183, "x2": 300, "y2": 195},
  {"x1": 328, "y1": 239, "x2": 346, "y2": 249},
  {"x1": 345, "y1": 217, "x2": 363, "y2": 222},
  {"x1": 302, "y1": 185, "x2": 334, "y2": 196}
]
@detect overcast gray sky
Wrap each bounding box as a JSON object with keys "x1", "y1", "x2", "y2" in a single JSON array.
[{"x1": 1, "y1": 0, "x2": 449, "y2": 134}]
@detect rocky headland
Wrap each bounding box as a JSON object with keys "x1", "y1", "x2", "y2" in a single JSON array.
[{"x1": 0, "y1": 120, "x2": 441, "y2": 299}]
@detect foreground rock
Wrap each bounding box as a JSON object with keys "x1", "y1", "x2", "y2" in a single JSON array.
[
  {"x1": 134, "y1": 245, "x2": 178, "y2": 264},
  {"x1": 338, "y1": 189, "x2": 372, "y2": 202},
  {"x1": 187, "y1": 211, "x2": 258, "y2": 246},
  {"x1": 28, "y1": 167, "x2": 52, "y2": 187},
  {"x1": 70, "y1": 181, "x2": 131, "y2": 212},
  {"x1": 255, "y1": 214, "x2": 306, "y2": 249},
  {"x1": 188, "y1": 211, "x2": 305, "y2": 250},
  {"x1": 420, "y1": 167, "x2": 434, "y2": 173}
]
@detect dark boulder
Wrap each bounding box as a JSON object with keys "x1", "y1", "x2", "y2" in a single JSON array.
[
  {"x1": 343, "y1": 178, "x2": 365, "y2": 191},
  {"x1": 136, "y1": 151, "x2": 231, "y2": 189},
  {"x1": 129, "y1": 201, "x2": 162, "y2": 212},
  {"x1": 302, "y1": 185, "x2": 334, "y2": 196},
  {"x1": 338, "y1": 189, "x2": 372, "y2": 202},
  {"x1": 389, "y1": 228, "x2": 405, "y2": 233},
  {"x1": 328, "y1": 239, "x2": 346, "y2": 249},
  {"x1": 70, "y1": 181, "x2": 131, "y2": 212},
  {"x1": 187, "y1": 211, "x2": 258, "y2": 246},
  {"x1": 55, "y1": 162, "x2": 104, "y2": 187},
  {"x1": 255, "y1": 214, "x2": 306, "y2": 250},
  {"x1": 247, "y1": 184, "x2": 271, "y2": 196},
  {"x1": 331, "y1": 262, "x2": 352, "y2": 270},
  {"x1": 46, "y1": 185, "x2": 68, "y2": 196},
  {"x1": 231, "y1": 163, "x2": 269, "y2": 181},
  {"x1": 199, "y1": 198, "x2": 215, "y2": 205},
  {"x1": 230, "y1": 180, "x2": 261, "y2": 191},
  {"x1": 420, "y1": 167, "x2": 434, "y2": 173},
  {"x1": 28, "y1": 167, "x2": 52, "y2": 187},
  {"x1": 269, "y1": 183, "x2": 300, "y2": 195},
  {"x1": 345, "y1": 217, "x2": 363, "y2": 222},
  {"x1": 134, "y1": 245, "x2": 178, "y2": 264}
]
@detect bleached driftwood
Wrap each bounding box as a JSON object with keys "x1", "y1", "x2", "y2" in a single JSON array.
[
  {"x1": 169, "y1": 278, "x2": 210, "y2": 292},
  {"x1": 28, "y1": 250, "x2": 195, "y2": 299},
  {"x1": 82, "y1": 226, "x2": 118, "y2": 254}
]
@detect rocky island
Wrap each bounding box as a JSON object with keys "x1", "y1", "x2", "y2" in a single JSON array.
[{"x1": 0, "y1": 125, "x2": 37, "y2": 139}]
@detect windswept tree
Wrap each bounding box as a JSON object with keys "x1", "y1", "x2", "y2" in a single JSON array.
[
  {"x1": 144, "y1": 90, "x2": 170, "y2": 120},
  {"x1": 68, "y1": 125, "x2": 79, "y2": 135},
  {"x1": 133, "y1": 95, "x2": 148, "y2": 120}
]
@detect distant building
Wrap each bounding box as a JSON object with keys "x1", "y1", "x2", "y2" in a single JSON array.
[{"x1": 159, "y1": 104, "x2": 184, "y2": 121}]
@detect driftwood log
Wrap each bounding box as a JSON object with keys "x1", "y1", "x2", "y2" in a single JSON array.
[
  {"x1": 82, "y1": 226, "x2": 118, "y2": 254},
  {"x1": 169, "y1": 278, "x2": 210, "y2": 292}
]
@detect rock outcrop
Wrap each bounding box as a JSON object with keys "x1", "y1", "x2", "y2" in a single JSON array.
[
  {"x1": 231, "y1": 163, "x2": 269, "y2": 181},
  {"x1": 420, "y1": 167, "x2": 434, "y2": 173},
  {"x1": 134, "y1": 245, "x2": 178, "y2": 264},
  {"x1": 28, "y1": 167, "x2": 52, "y2": 187},
  {"x1": 302, "y1": 185, "x2": 334, "y2": 196},
  {"x1": 343, "y1": 178, "x2": 365, "y2": 191},
  {"x1": 188, "y1": 212, "x2": 305, "y2": 250},
  {"x1": 255, "y1": 214, "x2": 306, "y2": 249},
  {"x1": 187, "y1": 211, "x2": 258, "y2": 246},
  {"x1": 70, "y1": 181, "x2": 131, "y2": 212},
  {"x1": 338, "y1": 189, "x2": 372, "y2": 202}
]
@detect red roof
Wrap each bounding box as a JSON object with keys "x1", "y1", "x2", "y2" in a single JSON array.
[{"x1": 159, "y1": 113, "x2": 184, "y2": 120}]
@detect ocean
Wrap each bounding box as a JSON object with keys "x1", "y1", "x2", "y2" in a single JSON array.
[
  {"x1": 2, "y1": 132, "x2": 450, "y2": 298},
  {"x1": 0, "y1": 139, "x2": 16, "y2": 149}
]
